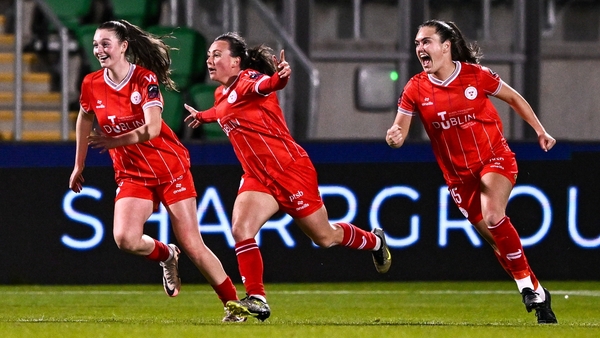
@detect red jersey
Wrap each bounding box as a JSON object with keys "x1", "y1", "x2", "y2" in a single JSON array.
[
  {"x1": 208, "y1": 69, "x2": 308, "y2": 185},
  {"x1": 398, "y1": 61, "x2": 514, "y2": 184},
  {"x1": 80, "y1": 64, "x2": 190, "y2": 185}
]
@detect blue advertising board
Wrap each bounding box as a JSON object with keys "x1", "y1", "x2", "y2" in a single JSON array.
[{"x1": 1, "y1": 141, "x2": 599, "y2": 284}]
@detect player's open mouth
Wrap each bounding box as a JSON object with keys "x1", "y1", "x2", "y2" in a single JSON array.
[
  {"x1": 98, "y1": 55, "x2": 109, "y2": 62},
  {"x1": 419, "y1": 54, "x2": 431, "y2": 68}
]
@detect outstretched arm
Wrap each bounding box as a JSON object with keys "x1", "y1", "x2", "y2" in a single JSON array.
[
  {"x1": 495, "y1": 81, "x2": 556, "y2": 152},
  {"x1": 257, "y1": 49, "x2": 291, "y2": 94},
  {"x1": 183, "y1": 104, "x2": 217, "y2": 129}
]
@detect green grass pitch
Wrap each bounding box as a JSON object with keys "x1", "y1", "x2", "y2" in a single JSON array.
[{"x1": 1, "y1": 281, "x2": 599, "y2": 337}]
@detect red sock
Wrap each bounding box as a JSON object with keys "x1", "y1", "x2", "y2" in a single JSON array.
[
  {"x1": 529, "y1": 267, "x2": 539, "y2": 290},
  {"x1": 337, "y1": 223, "x2": 378, "y2": 250},
  {"x1": 488, "y1": 217, "x2": 531, "y2": 279},
  {"x1": 211, "y1": 276, "x2": 239, "y2": 305},
  {"x1": 235, "y1": 238, "x2": 265, "y2": 297},
  {"x1": 493, "y1": 250, "x2": 512, "y2": 278},
  {"x1": 145, "y1": 239, "x2": 170, "y2": 262}
]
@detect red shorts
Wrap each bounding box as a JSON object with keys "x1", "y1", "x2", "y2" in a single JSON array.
[
  {"x1": 115, "y1": 170, "x2": 197, "y2": 211},
  {"x1": 448, "y1": 154, "x2": 518, "y2": 224},
  {"x1": 238, "y1": 157, "x2": 323, "y2": 219}
]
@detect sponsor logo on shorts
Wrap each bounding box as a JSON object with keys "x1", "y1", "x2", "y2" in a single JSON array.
[
  {"x1": 296, "y1": 203, "x2": 310, "y2": 211},
  {"x1": 459, "y1": 207, "x2": 468, "y2": 218},
  {"x1": 289, "y1": 190, "x2": 304, "y2": 202},
  {"x1": 173, "y1": 183, "x2": 187, "y2": 194},
  {"x1": 490, "y1": 157, "x2": 505, "y2": 170}
]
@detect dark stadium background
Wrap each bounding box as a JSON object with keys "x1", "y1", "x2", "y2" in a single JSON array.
[{"x1": 1, "y1": 141, "x2": 599, "y2": 284}]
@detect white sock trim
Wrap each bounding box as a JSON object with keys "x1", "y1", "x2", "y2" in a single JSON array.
[
  {"x1": 249, "y1": 294, "x2": 267, "y2": 303},
  {"x1": 515, "y1": 275, "x2": 534, "y2": 293},
  {"x1": 164, "y1": 245, "x2": 174, "y2": 262},
  {"x1": 372, "y1": 236, "x2": 381, "y2": 251},
  {"x1": 535, "y1": 283, "x2": 546, "y2": 302}
]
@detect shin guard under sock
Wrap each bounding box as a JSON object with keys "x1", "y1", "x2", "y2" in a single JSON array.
[
  {"x1": 212, "y1": 276, "x2": 239, "y2": 305},
  {"x1": 488, "y1": 216, "x2": 530, "y2": 275},
  {"x1": 337, "y1": 222, "x2": 378, "y2": 250},
  {"x1": 235, "y1": 238, "x2": 265, "y2": 297},
  {"x1": 145, "y1": 239, "x2": 171, "y2": 262}
]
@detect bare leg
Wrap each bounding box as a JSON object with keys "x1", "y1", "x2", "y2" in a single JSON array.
[
  {"x1": 166, "y1": 197, "x2": 230, "y2": 285},
  {"x1": 113, "y1": 197, "x2": 155, "y2": 255}
]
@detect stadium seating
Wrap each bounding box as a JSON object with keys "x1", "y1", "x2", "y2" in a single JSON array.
[
  {"x1": 187, "y1": 82, "x2": 227, "y2": 140},
  {"x1": 160, "y1": 86, "x2": 184, "y2": 134},
  {"x1": 147, "y1": 25, "x2": 206, "y2": 91},
  {"x1": 109, "y1": 0, "x2": 161, "y2": 27},
  {"x1": 71, "y1": 24, "x2": 101, "y2": 73},
  {"x1": 44, "y1": 0, "x2": 93, "y2": 31}
]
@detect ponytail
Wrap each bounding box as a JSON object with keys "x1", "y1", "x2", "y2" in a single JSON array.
[{"x1": 214, "y1": 32, "x2": 277, "y2": 75}]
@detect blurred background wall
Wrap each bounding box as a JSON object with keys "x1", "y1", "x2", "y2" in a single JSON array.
[{"x1": 1, "y1": 0, "x2": 599, "y2": 143}]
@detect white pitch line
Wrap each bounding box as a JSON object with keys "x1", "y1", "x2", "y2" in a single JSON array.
[{"x1": 0, "y1": 289, "x2": 599, "y2": 296}]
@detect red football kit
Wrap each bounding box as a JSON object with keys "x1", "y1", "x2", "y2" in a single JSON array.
[
  {"x1": 398, "y1": 61, "x2": 518, "y2": 224},
  {"x1": 200, "y1": 69, "x2": 321, "y2": 218},
  {"x1": 398, "y1": 61, "x2": 517, "y2": 186},
  {"x1": 79, "y1": 64, "x2": 191, "y2": 187}
]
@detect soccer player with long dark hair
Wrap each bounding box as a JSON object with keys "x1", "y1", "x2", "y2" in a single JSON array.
[
  {"x1": 184, "y1": 32, "x2": 392, "y2": 321},
  {"x1": 386, "y1": 19, "x2": 557, "y2": 324}
]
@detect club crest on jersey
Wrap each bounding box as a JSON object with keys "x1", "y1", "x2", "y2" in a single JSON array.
[
  {"x1": 148, "y1": 84, "x2": 159, "y2": 99},
  {"x1": 248, "y1": 71, "x2": 259, "y2": 79},
  {"x1": 228, "y1": 90, "x2": 238, "y2": 103},
  {"x1": 464, "y1": 86, "x2": 477, "y2": 100},
  {"x1": 131, "y1": 91, "x2": 141, "y2": 105}
]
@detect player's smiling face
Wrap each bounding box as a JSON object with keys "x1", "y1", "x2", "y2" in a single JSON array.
[
  {"x1": 415, "y1": 26, "x2": 449, "y2": 76},
  {"x1": 93, "y1": 29, "x2": 127, "y2": 68},
  {"x1": 206, "y1": 40, "x2": 241, "y2": 87}
]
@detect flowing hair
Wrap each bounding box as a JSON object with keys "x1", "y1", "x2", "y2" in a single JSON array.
[{"x1": 97, "y1": 20, "x2": 177, "y2": 91}]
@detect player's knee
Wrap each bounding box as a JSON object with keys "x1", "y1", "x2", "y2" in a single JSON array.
[
  {"x1": 113, "y1": 234, "x2": 138, "y2": 252},
  {"x1": 311, "y1": 235, "x2": 336, "y2": 248},
  {"x1": 230, "y1": 223, "x2": 259, "y2": 242},
  {"x1": 483, "y1": 212, "x2": 506, "y2": 228}
]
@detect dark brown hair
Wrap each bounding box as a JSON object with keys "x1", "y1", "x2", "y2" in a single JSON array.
[
  {"x1": 214, "y1": 32, "x2": 277, "y2": 76},
  {"x1": 418, "y1": 20, "x2": 483, "y2": 64},
  {"x1": 97, "y1": 20, "x2": 177, "y2": 91}
]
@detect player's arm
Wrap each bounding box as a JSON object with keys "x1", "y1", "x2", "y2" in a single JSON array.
[
  {"x1": 88, "y1": 106, "x2": 162, "y2": 152},
  {"x1": 183, "y1": 104, "x2": 217, "y2": 129},
  {"x1": 495, "y1": 80, "x2": 556, "y2": 151},
  {"x1": 257, "y1": 49, "x2": 291, "y2": 94},
  {"x1": 257, "y1": 72, "x2": 289, "y2": 94},
  {"x1": 386, "y1": 110, "x2": 413, "y2": 148},
  {"x1": 69, "y1": 107, "x2": 95, "y2": 192}
]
